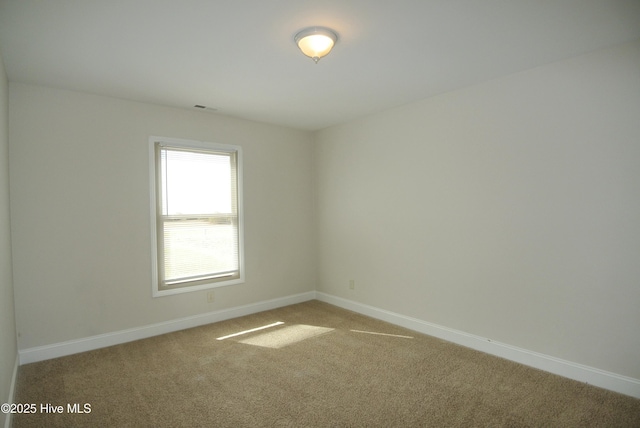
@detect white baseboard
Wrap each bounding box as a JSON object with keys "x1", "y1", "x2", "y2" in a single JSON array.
[
  {"x1": 17, "y1": 290, "x2": 640, "y2": 399},
  {"x1": 315, "y1": 292, "x2": 640, "y2": 399},
  {"x1": 19, "y1": 291, "x2": 316, "y2": 365},
  {"x1": 4, "y1": 356, "x2": 18, "y2": 428}
]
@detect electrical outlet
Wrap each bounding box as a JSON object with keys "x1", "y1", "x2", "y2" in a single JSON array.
[
  {"x1": 207, "y1": 291, "x2": 215, "y2": 303},
  {"x1": 349, "y1": 280, "x2": 355, "y2": 290}
]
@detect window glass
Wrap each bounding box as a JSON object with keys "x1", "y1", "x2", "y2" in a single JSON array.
[{"x1": 150, "y1": 138, "x2": 244, "y2": 296}]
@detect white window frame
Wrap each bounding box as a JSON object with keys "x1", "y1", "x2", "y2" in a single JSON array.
[{"x1": 149, "y1": 136, "x2": 245, "y2": 297}]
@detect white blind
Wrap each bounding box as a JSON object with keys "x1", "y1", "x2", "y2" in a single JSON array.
[{"x1": 156, "y1": 144, "x2": 239, "y2": 287}]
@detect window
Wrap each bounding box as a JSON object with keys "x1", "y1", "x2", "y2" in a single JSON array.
[{"x1": 149, "y1": 137, "x2": 244, "y2": 296}]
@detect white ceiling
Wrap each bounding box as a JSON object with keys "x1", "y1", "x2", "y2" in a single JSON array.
[{"x1": 1, "y1": 0, "x2": 639, "y2": 131}]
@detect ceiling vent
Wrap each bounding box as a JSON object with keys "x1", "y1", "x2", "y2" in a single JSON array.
[{"x1": 193, "y1": 105, "x2": 218, "y2": 112}]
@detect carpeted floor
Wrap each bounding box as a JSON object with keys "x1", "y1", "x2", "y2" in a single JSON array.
[{"x1": 12, "y1": 300, "x2": 640, "y2": 427}]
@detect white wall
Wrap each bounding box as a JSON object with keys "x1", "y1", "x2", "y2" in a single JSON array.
[
  {"x1": 0, "y1": 45, "x2": 17, "y2": 428},
  {"x1": 9, "y1": 84, "x2": 315, "y2": 349},
  {"x1": 314, "y1": 39, "x2": 640, "y2": 379}
]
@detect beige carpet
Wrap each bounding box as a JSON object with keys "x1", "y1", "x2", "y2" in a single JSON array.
[{"x1": 12, "y1": 300, "x2": 640, "y2": 427}]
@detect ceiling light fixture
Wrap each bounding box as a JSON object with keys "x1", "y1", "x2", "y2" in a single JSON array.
[{"x1": 294, "y1": 27, "x2": 338, "y2": 64}]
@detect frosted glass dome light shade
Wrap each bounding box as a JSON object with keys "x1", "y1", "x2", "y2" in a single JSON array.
[{"x1": 295, "y1": 27, "x2": 338, "y2": 63}]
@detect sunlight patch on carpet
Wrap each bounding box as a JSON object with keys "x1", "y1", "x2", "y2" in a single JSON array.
[
  {"x1": 216, "y1": 321, "x2": 285, "y2": 341},
  {"x1": 238, "y1": 324, "x2": 335, "y2": 348}
]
